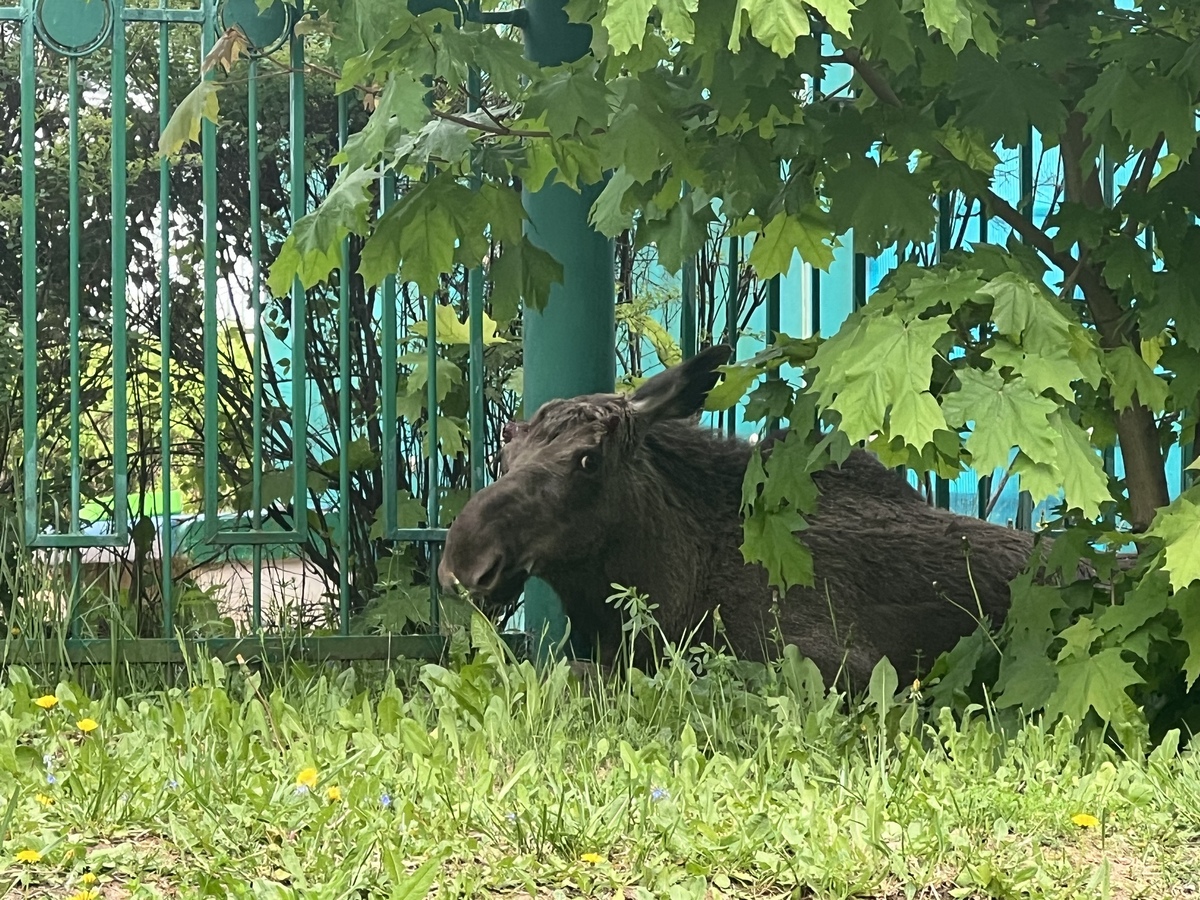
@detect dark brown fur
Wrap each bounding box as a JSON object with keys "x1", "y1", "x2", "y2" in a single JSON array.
[{"x1": 439, "y1": 345, "x2": 1057, "y2": 691}]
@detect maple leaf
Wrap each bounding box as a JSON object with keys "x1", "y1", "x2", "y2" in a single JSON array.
[
  {"x1": 941, "y1": 368, "x2": 1058, "y2": 474},
  {"x1": 747, "y1": 208, "x2": 837, "y2": 278},
  {"x1": 1043, "y1": 648, "x2": 1141, "y2": 730},
  {"x1": 159, "y1": 81, "x2": 220, "y2": 159},
  {"x1": 729, "y1": 0, "x2": 811, "y2": 57},
  {"x1": 825, "y1": 158, "x2": 937, "y2": 255},
  {"x1": 603, "y1": 0, "x2": 654, "y2": 54},
  {"x1": 636, "y1": 191, "x2": 716, "y2": 274},
  {"x1": 741, "y1": 505, "x2": 813, "y2": 592},
  {"x1": 1167, "y1": 585, "x2": 1200, "y2": 688},
  {"x1": 489, "y1": 237, "x2": 565, "y2": 317},
  {"x1": 1148, "y1": 492, "x2": 1200, "y2": 592},
  {"x1": 810, "y1": 312, "x2": 950, "y2": 447},
  {"x1": 1104, "y1": 346, "x2": 1170, "y2": 413},
  {"x1": 267, "y1": 168, "x2": 376, "y2": 297},
  {"x1": 522, "y1": 68, "x2": 612, "y2": 138}
]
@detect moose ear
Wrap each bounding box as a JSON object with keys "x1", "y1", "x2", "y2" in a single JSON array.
[{"x1": 629, "y1": 343, "x2": 732, "y2": 424}]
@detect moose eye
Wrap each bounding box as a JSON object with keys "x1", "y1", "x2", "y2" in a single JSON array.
[{"x1": 579, "y1": 452, "x2": 600, "y2": 472}]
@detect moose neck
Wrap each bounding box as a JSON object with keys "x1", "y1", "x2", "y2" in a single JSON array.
[{"x1": 600, "y1": 420, "x2": 752, "y2": 621}]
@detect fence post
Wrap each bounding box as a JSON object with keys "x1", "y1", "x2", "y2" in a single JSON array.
[{"x1": 520, "y1": 0, "x2": 616, "y2": 663}]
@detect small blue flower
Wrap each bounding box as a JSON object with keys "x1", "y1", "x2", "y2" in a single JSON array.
[
  {"x1": 45, "y1": 773, "x2": 56, "y2": 785},
  {"x1": 167, "y1": 779, "x2": 179, "y2": 790},
  {"x1": 294, "y1": 785, "x2": 309, "y2": 795},
  {"x1": 505, "y1": 811, "x2": 516, "y2": 823},
  {"x1": 380, "y1": 792, "x2": 392, "y2": 808},
  {"x1": 42, "y1": 754, "x2": 54, "y2": 770},
  {"x1": 650, "y1": 786, "x2": 669, "y2": 802}
]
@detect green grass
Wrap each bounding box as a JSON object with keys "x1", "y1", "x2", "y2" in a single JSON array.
[{"x1": 1, "y1": 619, "x2": 1198, "y2": 899}]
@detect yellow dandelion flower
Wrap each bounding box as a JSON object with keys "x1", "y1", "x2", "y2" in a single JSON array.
[
  {"x1": 579, "y1": 852, "x2": 605, "y2": 865},
  {"x1": 296, "y1": 767, "x2": 319, "y2": 789},
  {"x1": 15, "y1": 848, "x2": 42, "y2": 863},
  {"x1": 10, "y1": 625, "x2": 20, "y2": 636},
  {"x1": 76, "y1": 717, "x2": 99, "y2": 733},
  {"x1": 34, "y1": 694, "x2": 58, "y2": 710},
  {"x1": 1072, "y1": 813, "x2": 1101, "y2": 828},
  {"x1": 34, "y1": 793, "x2": 53, "y2": 806},
  {"x1": 325, "y1": 785, "x2": 342, "y2": 802},
  {"x1": 69, "y1": 890, "x2": 98, "y2": 900},
  {"x1": 81, "y1": 873, "x2": 98, "y2": 886}
]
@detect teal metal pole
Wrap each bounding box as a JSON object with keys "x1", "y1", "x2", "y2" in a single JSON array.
[{"x1": 521, "y1": 0, "x2": 616, "y2": 662}]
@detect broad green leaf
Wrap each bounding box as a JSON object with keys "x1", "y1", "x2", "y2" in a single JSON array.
[
  {"x1": 1148, "y1": 493, "x2": 1200, "y2": 592},
  {"x1": 704, "y1": 363, "x2": 762, "y2": 411},
  {"x1": 489, "y1": 237, "x2": 566, "y2": 316},
  {"x1": 1167, "y1": 585, "x2": 1200, "y2": 688},
  {"x1": 760, "y1": 433, "x2": 821, "y2": 511},
  {"x1": 335, "y1": 73, "x2": 431, "y2": 173},
  {"x1": 1047, "y1": 410, "x2": 1111, "y2": 520},
  {"x1": 603, "y1": 0, "x2": 655, "y2": 53},
  {"x1": 1043, "y1": 647, "x2": 1141, "y2": 729},
  {"x1": 1082, "y1": 65, "x2": 1198, "y2": 157},
  {"x1": 409, "y1": 303, "x2": 509, "y2": 347},
  {"x1": 637, "y1": 191, "x2": 716, "y2": 274},
  {"x1": 950, "y1": 49, "x2": 1066, "y2": 146},
  {"x1": 983, "y1": 339, "x2": 1084, "y2": 403},
  {"x1": 806, "y1": 0, "x2": 855, "y2": 36},
  {"x1": 659, "y1": 0, "x2": 699, "y2": 42},
  {"x1": 1104, "y1": 346, "x2": 1170, "y2": 413},
  {"x1": 941, "y1": 368, "x2": 1058, "y2": 474},
  {"x1": 825, "y1": 158, "x2": 937, "y2": 255},
  {"x1": 522, "y1": 68, "x2": 612, "y2": 138},
  {"x1": 267, "y1": 168, "x2": 375, "y2": 297},
  {"x1": 389, "y1": 856, "x2": 441, "y2": 900},
  {"x1": 921, "y1": 0, "x2": 997, "y2": 55},
  {"x1": 853, "y1": 0, "x2": 915, "y2": 72},
  {"x1": 810, "y1": 312, "x2": 950, "y2": 446},
  {"x1": 729, "y1": 0, "x2": 810, "y2": 57},
  {"x1": 741, "y1": 505, "x2": 813, "y2": 591},
  {"x1": 589, "y1": 167, "x2": 640, "y2": 237},
  {"x1": 159, "y1": 81, "x2": 220, "y2": 159},
  {"x1": 747, "y1": 209, "x2": 836, "y2": 278}
]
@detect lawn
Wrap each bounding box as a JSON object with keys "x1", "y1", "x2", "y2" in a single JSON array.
[{"x1": 1, "y1": 621, "x2": 1198, "y2": 899}]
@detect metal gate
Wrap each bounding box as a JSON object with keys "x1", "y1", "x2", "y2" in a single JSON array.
[{"x1": 0, "y1": 0, "x2": 510, "y2": 666}]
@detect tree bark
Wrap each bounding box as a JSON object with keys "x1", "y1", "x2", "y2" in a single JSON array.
[{"x1": 1060, "y1": 113, "x2": 1171, "y2": 529}]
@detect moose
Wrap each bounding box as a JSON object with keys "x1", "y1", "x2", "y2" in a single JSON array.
[{"x1": 439, "y1": 344, "x2": 1065, "y2": 691}]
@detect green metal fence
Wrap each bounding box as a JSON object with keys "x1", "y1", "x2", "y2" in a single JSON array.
[{"x1": 0, "y1": 0, "x2": 520, "y2": 666}]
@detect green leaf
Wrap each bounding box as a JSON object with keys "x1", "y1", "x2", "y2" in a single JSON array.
[
  {"x1": 1104, "y1": 346, "x2": 1170, "y2": 413},
  {"x1": 1043, "y1": 648, "x2": 1141, "y2": 729},
  {"x1": 1046, "y1": 410, "x2": 1111, "y2": 520},
  {"x1": 810, "y1": 312, "x2": 951, "y2": 446},
  {"x1": 747, "y1": 208, "x2": 836, "y2": 278},
  {"x1": 266, "y1": 168, "x2": 375, "y2": 297},
  {"x1": 522, "y1": 68, "x2": 612, "y2": 138},
  {"x1": 825, "y1": 158, "x2": 936, "y2": 255},
  {"x1": 409, "y1": 303, "x2": 509, "y2": 347},
  {"x1": 806, "y1": 0, "x2": 855, "y2": 36},
  {"x1": 335, "y1": 73, "x2": 431, "y2": 173},
  {"x1": 1082, "y1": 65, "x2": 1198, "y2": 158},
  {"x1": 853, "y1": 0, "x2": 915, "y2": 72},
  {"x1": 760, "y1": 433, "x2": 821, "y2": 511},
  {"x1": 603, "y1": 0, "x2": 654, "y2": 54},
  {"x1": 389, "y1": 856, "x2": 441, "y2": 900},
  {"x1": 741, "y1": 506, "x2": 813, "y2": 592},
  {"x1": 589, "y1": 167, "x2": 640, "y2": 237},
  {"x1": 730, "y1": 0, "x2": 811, "y2": 57},
  {"x1": 941, "y1": 368, "x2": 1058, "y2": 474},
  {"x1": 637, "y1": 191, "x2": 716, "y2": 274},
  {"x1": 1148, "y1": 493, "x2": 1200, "y2": 592},
  {"x1": 921, "y1": 0, "x2": 997, "y2": 55},
  {"x1": 659, "y1": 0, "x2": 699, "y2": 42},
  {"x1": 489, "y1": 237, "x2": 566, "y2": 316},
  {"x1": 159, "y1": 81, "x2": 220, "y2": 159},
  {"x1": 983, "y1": 339, "x2": 1086, "y2": 403},
  {"x1": 704, "y1": 363, "x2": 762, "y2": 411},
  {"x1": 950, "y1": 49, "x2": 1066, "y2": 146},
  {"x1": 1167, "y1": 585, "x2": 1200, "y2": 688}
]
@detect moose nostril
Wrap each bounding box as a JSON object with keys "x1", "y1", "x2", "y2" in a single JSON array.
[{"x1": 474, "y1": 553, "x2": 505, "y2": 593}]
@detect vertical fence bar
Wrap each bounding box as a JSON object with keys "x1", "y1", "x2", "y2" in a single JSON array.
[
  {"x1": 933, "y1": 194, "x2": 952, "y2": 510},
  {"x1": 766, "y1": 275, "x2": 781, "y2": 433},
  {"x1": 337, "y1": 94, "x2": 352, "y2": 635},
  {"x1": 110, "y1": 0, "x2": 129, "y2": 544},
  {"x1": 248, "y1": 57, "x2": 264, "y2": 629},
  {"x1": 201, "y1": 0, "x2": 220, "y2": 537},
  {"x1": 1014, "y1": 125, "x2": 1035, "y2": 529},
  {"x1": 20, "y1": 0, "x2": 38, "y2": 545},
  {"x1": 67, "y1": 57, "x2": 84, "y2": 631},
  {"x1": 158, "y1": 9, "x2": 174, "y2": 634},
  {"x1": 725, "y1": 235, "x2": 739, "y2": 436},
  {"x1": 425, "y1": 290, "x2": 440, "y2": 629},
  {"x1": 467, "y1": 62, "x2": 486, "y2": 493},
  {"x1": 289, "y1": 33, "x2": 309, "y2": 540},
  {"x1": 853, "y1": 252, "x2": 867, "y2": 311},
  {"x1": 381, "y1": 172, "x2": 398, "y2": 533},
  {"x1": 680, "y1": 185, "x2": 697, "y2": 359}
]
